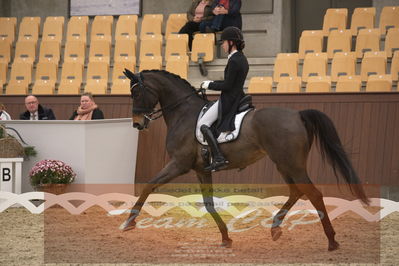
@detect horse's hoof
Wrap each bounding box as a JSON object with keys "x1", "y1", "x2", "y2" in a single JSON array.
[
  {"x1": 221, "y1": 238, "x2": 233, "y2": 248},
  {"x1": 328, "y1": 240, "x2": 339, "y2": 251},
  {"x1": 271, "y1": 226, "x2": 282, "y2": 241},
  {"x1": 119, "y1": 220, "x2": 136, "y2": 231}
]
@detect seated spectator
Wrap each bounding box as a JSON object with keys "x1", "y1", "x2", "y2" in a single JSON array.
[
  {"x1": 0, "y1": 103, "x2": 12, "y2": 120},
  {"x1": 178, "y1": 0, "x2": 214, "y2": 50},
  {"x1": 70, "y1": 92, "x2": 104, "y2": 120},
  {"x1": 20, "y1": 95, "x2": 56, "y2": 120},
  {"x1": 201, "y1": 0, "x2": 242, "y2": 33}
]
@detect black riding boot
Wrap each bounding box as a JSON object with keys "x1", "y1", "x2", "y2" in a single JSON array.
[{"x1": 200, "y1": 125, "x2": 229, "y2": 172}]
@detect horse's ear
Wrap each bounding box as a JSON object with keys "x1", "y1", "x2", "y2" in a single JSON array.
[{"x1": 123, "y1": 68, "x2": 135, "y2": 80}]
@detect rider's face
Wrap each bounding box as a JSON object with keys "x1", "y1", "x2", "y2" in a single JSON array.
[{"x1": 222, "y1": 40, "x2": 229, "y2": 53}]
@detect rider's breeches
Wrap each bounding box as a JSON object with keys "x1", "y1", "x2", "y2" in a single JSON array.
[{"x1": 198, "y1": 100, "x2": 219, "y2": 128}]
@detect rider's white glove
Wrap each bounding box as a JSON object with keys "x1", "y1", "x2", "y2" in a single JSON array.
[{"x1": 200, "y1": 80, "x2": 212, "y2": 89}]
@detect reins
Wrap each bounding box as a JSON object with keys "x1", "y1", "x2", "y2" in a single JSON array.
[{"x1": 143, "y1": 88, "x2": 207, "y2": 122}]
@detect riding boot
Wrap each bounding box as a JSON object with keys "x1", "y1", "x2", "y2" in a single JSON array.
[{"x1": 200, "y1": 125, "x2": 229, "y2": 172}]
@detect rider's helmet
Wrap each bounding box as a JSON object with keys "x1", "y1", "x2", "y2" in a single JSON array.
[{"x1": 220, "y1": 26, "x2": 245, "y2": 52}]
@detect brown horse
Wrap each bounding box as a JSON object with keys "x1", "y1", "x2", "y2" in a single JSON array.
[{"x1": 120, "y1": 69, "x2": 369, "y2": 251}]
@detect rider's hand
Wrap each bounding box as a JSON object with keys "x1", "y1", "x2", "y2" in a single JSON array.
[{"x1": 200, "y1": 80, "x2": 212, "y2": 89}]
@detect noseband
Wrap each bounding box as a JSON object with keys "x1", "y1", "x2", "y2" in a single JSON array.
[{"x1": 130, "y1": 72, "x2": 207, "y2": 126}]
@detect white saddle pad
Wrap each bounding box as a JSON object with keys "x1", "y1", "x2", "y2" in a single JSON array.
[{"x1": 196, "y1": 105, "x2": 252, "y2": 145}]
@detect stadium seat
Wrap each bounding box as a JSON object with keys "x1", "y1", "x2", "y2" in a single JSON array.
[
  {"x1": 305, "y1": 76, "x2": 331, "y2": 92},
  {"x1": 58, "y1": 62, "x2": 83, "y2": 94},
  {"x1": 298, "y1": 30, "x2": 323, "y2": 59},
  {"x1": 0, "y1": 17, "x2": 17, "y2": 28},
  {"x1": 165, "y1": 56, "x2": 189, "y2": 79},
  {"x1": 350, "y1": 7, "x2": 375, "y2": 35},
  {"x1": 165, "y1": 34, "x2": 189, "y2": 61},
  {"x1": 91, "y1": 19, "x2": 112, "y2": 42},
  {"x1": 115, "y1": 17, "x2": 137, "y2": 41},
  {"x1": 355, "y1": 28, "x2": 381, "y2": 58},
  {"x1": 391, "y1": 51, "x2": 399, "y2": 81},
  {"x1": 89, "y1": 40, "x2": 111, "y2": 64},
  {"x1": 248, "y1": 77, "x2": 273, "y2": 93},
  {"x1": 165, "y1": 13, "x2": 187, "y2": 38},
  {"x1": 276, "y1": 76, "x2": 302, "y2": 93},
  {"x1": 273, "y1": 53, "x2": 299, "y2": 82},
  {"x1": 384, "y1": 28, "x2": 399, "y2": 58},
  {"x1": 6, "y1": 62, "x2": 32, "y2": 94},
  {"x1": 38, "y1": 41, "x2": 61, "y2": 65},
  {"x1": 326, "y1": 29, "x2": 352, "y2": 59},
  {"x1": 85, "y1": 61, "x2": 109, "y2": 94},
  {"x1": 14, "y1": 41, "x2": 36, "y2": 65},
  {"x1": 32, "y1": 61, "x2": 57, "y2": 94},
  {"x1": 139, "y1": 56, "x2": 162, "y2": 72},
  {"x1": 69, "y1": 16, "x2": 89, "y2": 25},
  {"x1": 94, "y1": 15, "x2": 113, "y2": 24},
  {"x1": 118, "y1": 15, "x2": 138, "y2": 35},
  {"x1": 140, "y1": 14, "x2": 163, "y2": 38},
  {"x1": 63, "y1": 40, "x2": 85, "y2": 64},
  {"x1": 330, "y1": 52, "x2": 356, "y2": 82},
  {"x1": 191, "y1": 33, "x2": 215, "y2": 62},
  {"x1": 322, "y1": 8, "x2": 348, "y2": 36},
  {"x1": 366, "y1": 74, "x2": 392, "y2": 92},
  {"x1": 335, "y1": 75, "x2": 362, "y2": 92},
  {"x1": 379, "y1": 6, "x2": 399, "y2": 34},
  {"x1": 0, "y1": 62, "x2": 7, "y2": 87},
  {"x1": 139, "y1": 36, "x2": 162, "y2": 59},
  {"x1": 114, "y1": 39, "x2": 137, "y2": 63},
  {"x1": 0, "y1": 19, "x2": 16, "y2": 44},
  {"x1": 42, "y1": 17, "x2": 64, "y2": 43},
  {"x1": 66, "y1": 18, "x2": 88, "y2": 44},
  {"x1": 302, "y1": 52, "x2": 328, "y2": 82},
  {"x1": 111, "y1": 61, "x2": 136, "y2": 94},
  {"x1": 0, "y1": 41, "x2": 11, "y2": 64},
  {"x1": 18, "y1": 17, "x2": 40, "y2": 42},
  {"x1": 360, "y1": 51, "x2": 387, "y2": 82}
]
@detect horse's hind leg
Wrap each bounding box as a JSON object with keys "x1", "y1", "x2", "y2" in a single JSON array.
[
  {"x1": 271, "y1": 182, "x2": 304, "y2": 241},
  {"x1": 196, "y1": 171, "x2": 232, "y2": 247}
]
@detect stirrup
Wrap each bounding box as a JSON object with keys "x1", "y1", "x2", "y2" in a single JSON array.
[{"x1": 204, "y1": 159, "x2": 229, "y2": 172}]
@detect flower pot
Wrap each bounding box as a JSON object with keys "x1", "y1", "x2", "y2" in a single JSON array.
[{"x1": 35, "y1": 184, "x2": 68, "y2": 195}]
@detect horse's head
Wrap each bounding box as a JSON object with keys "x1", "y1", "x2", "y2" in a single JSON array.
[{"x1": 123, "y1": 68, "x2": 159, "y2": 130}]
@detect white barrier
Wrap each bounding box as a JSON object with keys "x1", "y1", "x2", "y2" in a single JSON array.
[{"x1": 0, "y1": 192, "x2": 398, "y2": 223}]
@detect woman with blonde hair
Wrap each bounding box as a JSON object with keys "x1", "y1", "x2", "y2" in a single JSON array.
[
  {"x1": 69, "y1": 93, "x2": 104, "y2": 120},
  {"x1": 0, "y1": 103, "x2": 12, "y2": 120}
]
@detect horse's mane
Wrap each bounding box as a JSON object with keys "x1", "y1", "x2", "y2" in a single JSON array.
[{"x1": 141, "y1": 70, "x2": 198, "y2": 93}]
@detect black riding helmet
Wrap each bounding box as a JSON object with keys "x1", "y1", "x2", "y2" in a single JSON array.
[{"x1": 219, "y1": 26, "x2": 245, "y2": 53}]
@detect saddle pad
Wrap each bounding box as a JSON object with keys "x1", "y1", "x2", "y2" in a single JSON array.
[{"x1": 195, "y1": 105, "x2": 252, "y2": 145}]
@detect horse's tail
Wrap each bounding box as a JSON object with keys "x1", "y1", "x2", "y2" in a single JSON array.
[{"x1": 299, "y1": 109, "x2": 370, "y2": 205}]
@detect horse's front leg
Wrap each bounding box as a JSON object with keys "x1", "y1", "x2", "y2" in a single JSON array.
[
  {"x1": 119, "y1": 160, "x2": 187, "y2": 231},
  {"x1": 196, "y1": 171, "x2": 233, "y2": 248}
]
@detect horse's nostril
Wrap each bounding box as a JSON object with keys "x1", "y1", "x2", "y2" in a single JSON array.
[{"x1": 133, "y1": 123, "x2": 141, "y2": 128}]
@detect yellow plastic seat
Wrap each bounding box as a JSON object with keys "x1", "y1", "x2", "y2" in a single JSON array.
[
  {"x1": 248, "y1": 77, "x2": 273, "y2": 93},
  {"x1": 18, "y1": 17, "x2": 40, "y2": 42},
  {"x1": 89, "y1": 40, "x2": 111, "y2": 64},
  {"x1": 0, "y1": 19, "x2": 16, "y2": 44},
  {"x1": 114, "y1": 39, "x2": 137, "y2": 63},
  {"x1": 298, "y1": 30, "x2": 323, "y2": 59},
  {"x1": 379, "y1": 6, "x2": 399, "y2": 34},
  {"x1": 32, "y1": 61, "x2": 57, "y2": 94},
  {"x1": 366, "y1": 74, "x2": 392, "y2": 92},
  {"x1": 385, "y1": 28, "x2": 399, "y2": 58},
  {"x1": 302, "y1": 52, "x2": 328, "y2": 82},
  {"x1": 306, "y1": 76, "x2": 331, "y2": 93},
  {"x1": 111, "y1": 61, "x2": 136, "y2": 94},
  {"x1": 85, "y1": 61, "x2": 109, "y2": 94},
  {"x1": 350, "y1": 7, "x2": 375, "y2": 35},
  {"x1": 6, "y1": 62, "x2": 32, "y2": 94},
  {"x1": 330, "y1": 52, "x2": 356, "y2": 82},
  {"x1": 360, "y1": 51, "x2": 387, "y2": 82},
  {"x1": 276, "y1": 76, "x2": 302, "y2": 93},
  {"x1": 165, "y1": 56, "x2": 189, "y2": 79},
  {"x1": 355, "y1": 28, "x2": 381, "y2": 59},
  {"x1": 273, "y1": 53, "x2": 299, "y2": 82},
  {"x1": 140, "y1": 14, "x2": 163, "y2": 38},
  {"x1": 63, "y1": 40, "x2": 86, "y2": 64},
  {"x1": 165, "y1": 13, "x2": 187, "y2": 38},
  {"x1": 38, "y1": 41, "x2": 61, "y2": 65},
  {"x1": 191, "y1": 33, "x2": 215, "y2": 62},
  {"x1": 326, "y1": 29, "x2": 352, "y2": 59},
  {"x1": 322, "y1": 8, "x2": 348, "y2": 36},
  {"x1": 335, "y1": 75, "x2": 362, "y2": 92},
  {"x1": 91, "y1": 19, "x2": 112, "y2": 42},
  {"x1": 58, "y1": 62, "x2": 83, "y2": 94},
  {"x1": 0, "y1": 41, "x2": 11, "y2": 64},
  {"x1": 139, "y1": 56, "x2": 162, "y2": 72},
  {"x1": 66, "y1": 18, "x2": 88, "y2": 44},
  {"x1": 165, "y1": 34, "x2": 189, "y2": 61},
  {"x1": 14, "y1": 41, "x2": 36, "y2": 65},
  {"x1": 42, "y1": 17, "x2": 64, "y2": 43},
  {"x1": 391, "y1": 51, "x2": 399, "y2": 81}
]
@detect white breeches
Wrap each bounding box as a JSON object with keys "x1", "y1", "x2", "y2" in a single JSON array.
[{"x1": 198, "y1": 100, "x2": 220, "y2": 128}]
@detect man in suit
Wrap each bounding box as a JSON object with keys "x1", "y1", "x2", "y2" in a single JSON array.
[{"x1": 19, "y1": 95, "x2": 56, "y2": 120}]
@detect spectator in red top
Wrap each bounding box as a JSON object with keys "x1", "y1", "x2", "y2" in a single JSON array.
[{"x1": 200, "y1": 0, "x2": 242, "y2": 33}]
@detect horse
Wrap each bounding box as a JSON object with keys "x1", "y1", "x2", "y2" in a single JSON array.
[{"x1": 120, "y1": 69, "x2": 369, "y2": 251}]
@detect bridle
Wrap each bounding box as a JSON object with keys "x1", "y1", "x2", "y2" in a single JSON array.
[{"x1": 130, "y1": 73, "x2": 207, "y2": 126}]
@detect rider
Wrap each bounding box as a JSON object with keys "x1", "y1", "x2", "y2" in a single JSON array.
[{"x1": 199, "y1": 26, "x2": 249, "y2": 172}]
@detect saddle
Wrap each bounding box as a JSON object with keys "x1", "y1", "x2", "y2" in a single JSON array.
[{"x1": 196, "y1": 95, "x2": 254, "y2": 145}]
